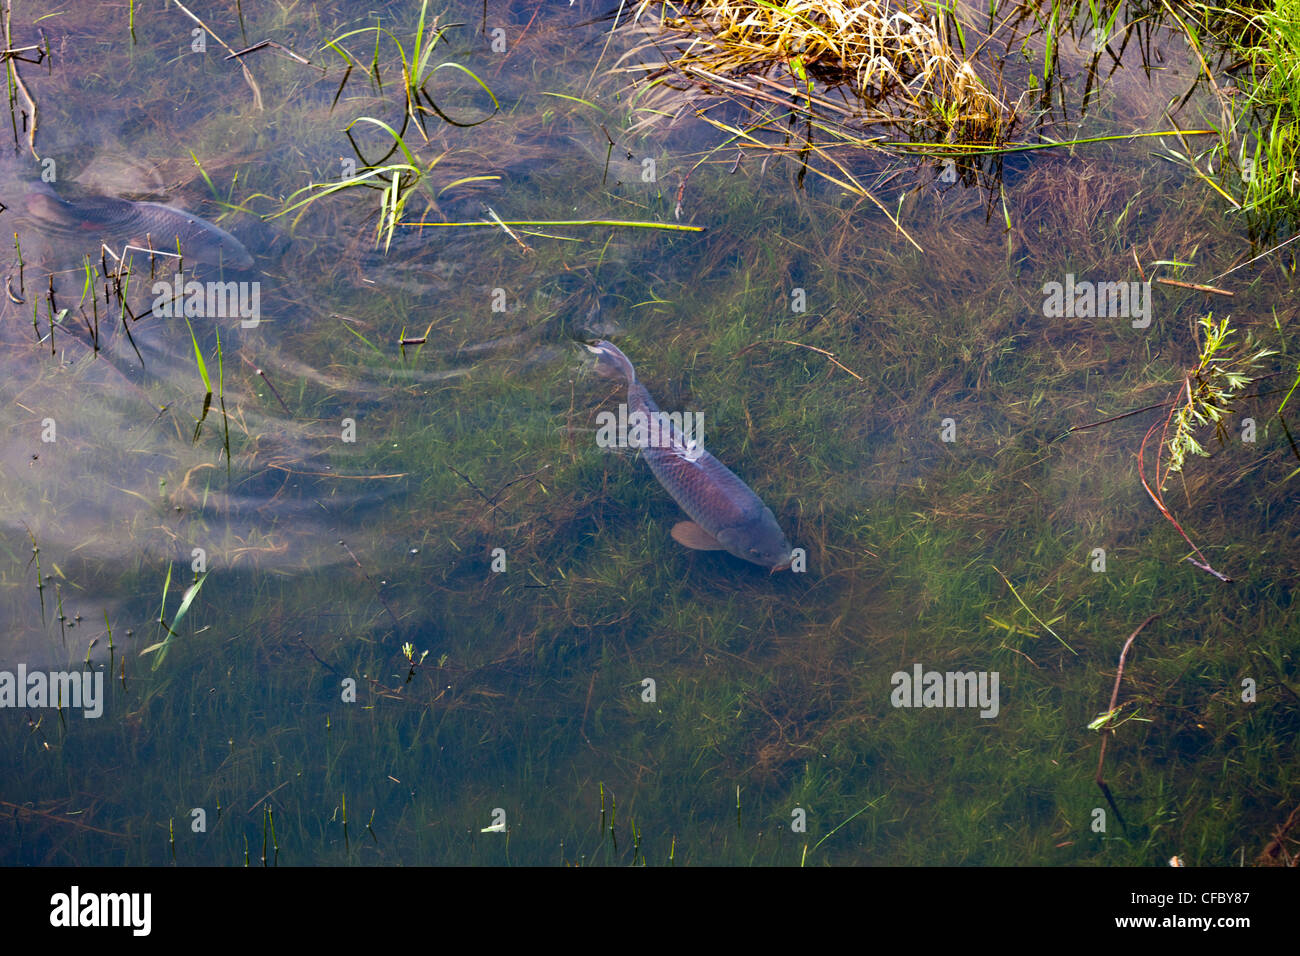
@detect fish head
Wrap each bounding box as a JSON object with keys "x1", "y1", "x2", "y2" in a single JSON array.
[
  {"x1": 715, "y1": 506, "x2": 793, "y2": 571},
  {"x1": 182, "y1": 228, "x2": 254, "y2": 270}
]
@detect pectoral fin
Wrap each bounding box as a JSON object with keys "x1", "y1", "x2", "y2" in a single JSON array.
[{"x1": 671, "y1": 521, "x2": 726, "y2": 551}]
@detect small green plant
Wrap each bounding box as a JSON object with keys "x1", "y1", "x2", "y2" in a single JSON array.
[
  {"x1": 273, "y1": 117, "x2": 432, "y2": 250},
  {"x1": 326, "y1": 0, "x2": 497, "y2": 144},
  {"x1": 140, "y1": 563, "x2": 210, "y2": 670},
  {"x1": 1137, "y1": 313, "x2": 1277, "y2": 581},
  {"x1": 267, "y1": 4, "x2": 499, "y2": 249},
  {"x1": 1235, "y1": 0, "x2": 1300, "y2": 238},
  {"x1": 1087, "y1": 702, "x2": 1152, "y2": 732},
  {"x1": 1163, "y1": 313, "x2": 1277, "y2": 483},
  {"x1": 402, "y1": 641, "x2": 428, "y2": 682}
]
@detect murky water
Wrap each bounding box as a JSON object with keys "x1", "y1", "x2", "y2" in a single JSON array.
[{"x1": 1, "y1": 0, "x2": 1297, "y2": 867}]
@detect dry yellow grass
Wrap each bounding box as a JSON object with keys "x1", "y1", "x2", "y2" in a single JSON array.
[{"x1": 627, "y1": 0, "x2": 1010, "y2": 140}]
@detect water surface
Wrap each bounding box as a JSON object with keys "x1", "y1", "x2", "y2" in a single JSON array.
[{"x1": 1, "y1": 0, "x2": 1297, "y2": 867}]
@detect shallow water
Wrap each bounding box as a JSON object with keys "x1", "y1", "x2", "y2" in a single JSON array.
[{"x1": 1, "y1": 0, "x2": 1297, "y2": 867}]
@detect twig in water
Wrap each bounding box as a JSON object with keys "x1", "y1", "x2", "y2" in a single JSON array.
[
  {"x1": 1258, "y1": 802, "x2": 1300, "y2": 865},
  {"x1": 339, "y1": 540, "x2": 402, "y2": 635},
  {"x1": 484, "y1": 206, "x2": 532, "y2": 253},
  {"x1": 247, "y1": 781, "x2": 290, "y2": 815},
  {"x1": 0, "y1": 799, "x2": 127, "y2": 838},
  {"x1": 736, "y1": 339, "x2": 863, "y2": 381},
  {"x1": 240, "y1": 355, "x2": 291, "y2": 414},
  {"x1": 449, "y1": 465, "x2": 551, "y2": 524},
  {"x1": 1138, "y1": 413, "x2": 1232, "y2": 582},
  {"x1": 1055, "y1": 401, "x2": 1173, "y2": 441},
  {"x1": 226, "y1": 39, "x2": 311, "y2": 65},
  {"x1": 1155, "y1": 278, "x2": 1233, "y2": 296},
  {"x1": 2, "y1": 0, "x2": 41, "y2": 157},
  {"x1": 1094, "y1": 614, "x2": 1161, "y2": 834},
  {"x1": 171, "y1": 0, "x2": 263, "y2": 109},
  {"x1": 1210, "y1": 232, "x2": 1300, "y2": 283}
]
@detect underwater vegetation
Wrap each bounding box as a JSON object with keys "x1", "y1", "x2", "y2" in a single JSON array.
[{"x1": 0, "y1": 0, "x2": 1297, "y2": 871}]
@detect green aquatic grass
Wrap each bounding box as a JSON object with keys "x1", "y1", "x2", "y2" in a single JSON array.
[
  {"x1": 260, "y1": 1, "x2": 502, "y2": 247},
  {"x1": 1247, "y1": 1, "x2": 1300, "y2": 229},
  {"x1": 139, "y1": 563, "x2": 210, "y2": 670},
  {"x1": 4, "y1": 0, "x2": 1299, "y2": 869},
  {"x1": 1137, "y1": 0, "x2": 1300, "y2": 240},
  {"x1": 325, "y1": 0, "x2": 498, "y2": 140}
]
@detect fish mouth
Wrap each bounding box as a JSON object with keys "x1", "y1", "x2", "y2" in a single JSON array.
[{"x1": 769, "y1": 556, "x2": 793, "y2": 574}]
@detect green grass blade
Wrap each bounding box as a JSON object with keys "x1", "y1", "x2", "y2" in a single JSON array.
[
  {"x1": 185, "y1": 318, "x2": 213, "y2": 393},
  {"x1": 142, "y1": 570, "x2": 209, "y2": 669}
]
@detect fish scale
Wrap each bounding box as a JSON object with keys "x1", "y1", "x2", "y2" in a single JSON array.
[
  {"x1": 588, "y1": 339, "x2": 793, "y2": 571},
  {"x1": 627, "y1": 379, "x2": 759, "y2": 530}
]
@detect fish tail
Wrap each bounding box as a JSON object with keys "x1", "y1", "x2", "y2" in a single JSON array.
[{"x1": 585, "y1": 339, "x2": 637, "y2": 384}]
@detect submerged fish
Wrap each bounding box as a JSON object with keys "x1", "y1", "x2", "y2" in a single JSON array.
[
  {"x1": 22, "y1": 183, "x2": 253, "y2": 270},
  {"x1": 587, "y1": 339, "x2": 793, "y2": 571}
]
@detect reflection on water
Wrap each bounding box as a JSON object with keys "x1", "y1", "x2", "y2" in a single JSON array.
[
  {"x1": 0, "y1": 134, "x2": 393, "y2": 666},
  {"x1": 1, "y1": 0, "x2": 1297, "y2": 868}
]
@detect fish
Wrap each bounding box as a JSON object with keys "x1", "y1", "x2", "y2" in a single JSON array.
[
  {"x1": 586, "y1": 339, "x2": 793, "y2": 571},
  {"x1": 21, "y1": 182, "x2": 254, "y2": 270}
]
